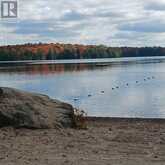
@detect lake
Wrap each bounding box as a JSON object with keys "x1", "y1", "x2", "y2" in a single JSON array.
[{"x1": 1, "y1": 56, "x2": 165, "y2": 118}]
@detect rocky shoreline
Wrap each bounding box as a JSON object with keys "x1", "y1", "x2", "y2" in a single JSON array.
[{"x1": 0, "y1": 88, "x2": 165, "y2": 165}]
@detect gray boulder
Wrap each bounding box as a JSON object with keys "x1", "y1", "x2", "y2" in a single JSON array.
[{"x1": 0, "y1": 87, "x2": 75, "y2": 129}]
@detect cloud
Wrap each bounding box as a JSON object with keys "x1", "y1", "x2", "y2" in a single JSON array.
[
  {"x1": 118, "y1": 20, "x2": 165, "y2": 33},
  {"x1": 60, "y1": 10, "x2": 88, "y2": 21},
  {"x1": 0, "y1": 0, "x2": 165, "y2": 46},
  {"x1": 3, "y1": 20, "x2": 80, "y2": 39},
  {"x1": 145, "y1": 0, "x2": 165, "y2": 11}
]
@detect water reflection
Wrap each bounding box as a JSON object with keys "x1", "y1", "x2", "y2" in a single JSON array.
[
  {"x1": 0, "y1": 63, "x2": 111, "y2": 75},
  {"x1": 0, "y1": 58, "x2": 165, "y2": 118}
]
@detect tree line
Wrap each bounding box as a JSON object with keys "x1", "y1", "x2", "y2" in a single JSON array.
[{"x1": 0, "y1": 43, "x2": 165, "y2": 61}]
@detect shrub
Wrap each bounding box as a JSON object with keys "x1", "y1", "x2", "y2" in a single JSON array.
[{"x1": 73, "y1": 108, "x2": 88, "y2": 129}]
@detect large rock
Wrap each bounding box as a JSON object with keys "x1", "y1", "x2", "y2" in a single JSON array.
[{"x1": 0, "y1": 87, "x2": 75, "y2": 129}]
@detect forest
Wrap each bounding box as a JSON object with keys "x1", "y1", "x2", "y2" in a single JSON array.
[{"x1": 0, "y1": 43, "x2": 165, "y2": 61}]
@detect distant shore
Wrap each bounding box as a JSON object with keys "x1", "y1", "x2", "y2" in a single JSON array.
[
  {"x1": 1, "y1": 43, "x2": 165, "y2": 61},
  {"x1": 1, "y1": 116, "x2": 165, "y2": 165},
  {"x1": 0, "y1": 56, "x2": 165, "y2": 65}
]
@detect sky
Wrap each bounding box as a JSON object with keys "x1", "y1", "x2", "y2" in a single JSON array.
[{"x1": 0, "y1": 0, "x2": 165, "y2": 46}]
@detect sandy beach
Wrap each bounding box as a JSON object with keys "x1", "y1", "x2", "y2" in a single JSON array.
[{"x1": 0, "y1": 117, "x2": 165, "y2": 165}]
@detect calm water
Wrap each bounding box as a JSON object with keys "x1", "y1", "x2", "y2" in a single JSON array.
[{"x1": 1, "y1": 57, "x2": 165, "y2": 118}]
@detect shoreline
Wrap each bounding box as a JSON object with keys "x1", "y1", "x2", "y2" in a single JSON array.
[
  {"x1": 87, "y1": 116, "x2": 165, "y2": 123},
  {"x1": 0, "y1": 56, "x2": 165, "y2": 65},
  {"x1": 1, "y1": 116, "x2": 165, "y2": 165},
  {"x1": 0, "y1": 87, "x2": 165, "y2": 164}
]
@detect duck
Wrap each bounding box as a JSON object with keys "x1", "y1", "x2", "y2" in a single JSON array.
[{"x1": 74, "y1": 98, "x2": 79, "y2": 101}]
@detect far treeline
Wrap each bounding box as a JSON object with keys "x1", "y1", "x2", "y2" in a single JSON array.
[{"x1": 0, "y1": 43, "x2": 165, "y2": 61}]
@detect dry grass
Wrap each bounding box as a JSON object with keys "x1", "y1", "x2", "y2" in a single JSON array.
[{"x1": 73, "y1": 108, "x2": 88, "y2": 129}]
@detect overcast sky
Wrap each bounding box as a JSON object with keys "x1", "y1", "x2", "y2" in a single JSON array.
[{"x1": 0, "y1": 0, "x2": 165, "y2": 46}]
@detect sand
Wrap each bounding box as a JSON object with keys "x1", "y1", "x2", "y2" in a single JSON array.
[{"x1": 0, "y1": 117, "x2": 165, "y2": 165}]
